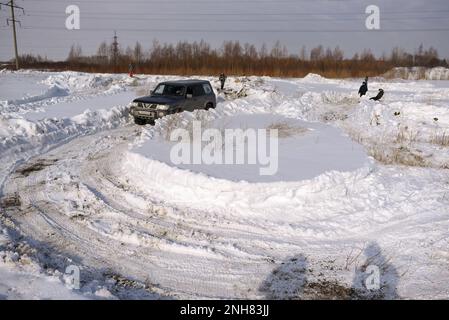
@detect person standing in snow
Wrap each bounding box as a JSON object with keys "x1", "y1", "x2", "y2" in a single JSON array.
[
  {"x1": 358, "y1": 76, "x2": 368, "y2": 97},
  {"x1": 129, "y1": 63, "x2": 135, "y2": 77},
  {"x1": 219, "y1": 73, "x2": 227, "y2": 90}
]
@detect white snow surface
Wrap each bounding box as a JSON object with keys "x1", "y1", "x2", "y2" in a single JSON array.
[
  {"x1": 384, "y1": 67, "x2": 449, "y2": 80},
  {"x1": 0, "y1": 69, "x2": 449, "y2": 299},
  {"x1": 134, "y1": 113, "x2": 370, "y2": 182}
]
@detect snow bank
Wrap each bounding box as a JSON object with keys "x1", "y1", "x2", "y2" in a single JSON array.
[
  {"x1": 134, "y1": 113, "x2": 370, "y2": 182},
  {"x1": 301, "y1": 73, "x2": 328, "y2": 83},
  {"x1": 42, "y1": 72, "x2": 115, "y2": 92},
  {"x1": 6, "y1": 85, "x2": 69, "y2": 105},
  {"x1": 0, "y1": 106, "x2": 129, "y2": 148},
  {"x1": 0, "y1": 225, "x2": 117, "y2": 300},
  {"x1": 41, "y1": 71, "x2": 144, "y2": 95},
  {"x1": 384, "y1": 67, "x2": 449, "y2": 80},
  {"x1": 0, "y1": 106, "x2": 130, "y2": 192},
  {"x1": 122, "y1": 150, "x2": 375, "y2": 221}
]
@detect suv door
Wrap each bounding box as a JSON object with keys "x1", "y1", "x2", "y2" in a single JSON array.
[
  {"x1": 185, "y1": 84, "x2": 208, "y2": 111},
  {"x1": 184, "y1": 86, "x2": 195, "y2": 111},
  {"x1": 192, "y1": 85, "x2": 207, "y2": 110}
]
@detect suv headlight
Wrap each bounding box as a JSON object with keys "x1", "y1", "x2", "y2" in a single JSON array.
[
  {"x1": 129, "y1": 101, "x2": 139, "y2": 108},
  {"x1": 156, "y1": 105, "x2": 170, "y2": 111}
]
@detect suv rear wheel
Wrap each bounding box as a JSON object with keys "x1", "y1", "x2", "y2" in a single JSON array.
[{"x1": 205, "y1": 102, "x2": 214, "y2": 110}]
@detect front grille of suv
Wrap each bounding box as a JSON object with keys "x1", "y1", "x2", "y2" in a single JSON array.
[{"x1": 137, "y1": 103, "x2": 158, "y2": 109}]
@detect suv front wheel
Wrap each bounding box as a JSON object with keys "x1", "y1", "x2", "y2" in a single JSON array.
[{"x1": 134, "y1": 117, "x2": 146, "y2": 125}]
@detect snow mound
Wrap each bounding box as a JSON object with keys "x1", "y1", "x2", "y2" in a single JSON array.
[
  {"x1": 6, "y1": 85, "x2": 69, "y2": 105},
  {"x1": 133, "y1": 113, "x2": 369, "y2": 183},
  {"x1": 384, "y1": 67, "x2": 449, "y2": 80},
  {"x1": 0, "y1": 106, "x2": 130, "y2": 189},
  {"x1": 301, "y1": 73, "x2": 329, "y2": 83},
  {"x1": 0, "y1": 115, "x2": 38, "y2": 137},
  {"x1": 302, "y1": 91, "x2": 359, "y2": 106},
  {"x1": 43, "y1": 72, "x2": 116, "y2": 92},
  {"x1": 426, "y1": 67, "x2": 449, "y2": 80},
  {"x1": 0, "y1": 106, "x2": 129, "y2": 146},
  {"x1": 122, "y1": 150, "x2": 374, "y2": 220},
  {"x1": 104, "y1": 83, "x2": 126, "y2": 94}
]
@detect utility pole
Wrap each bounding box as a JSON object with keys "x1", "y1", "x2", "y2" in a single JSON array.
[
  {"x1": 1, "y1": 0, "x2": 24, "y2": 70},
  {"x1": 112, "y1": 30, "x2": 118, "y2": 72}
]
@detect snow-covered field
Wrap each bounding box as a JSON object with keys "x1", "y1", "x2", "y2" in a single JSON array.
[{"x1": 1, "y1": 68, "x2": 449, "y2": 299}]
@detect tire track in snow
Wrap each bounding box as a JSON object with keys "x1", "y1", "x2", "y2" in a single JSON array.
[{"x1": 2, "y1": 126, "x2": 276, "y2": 298}]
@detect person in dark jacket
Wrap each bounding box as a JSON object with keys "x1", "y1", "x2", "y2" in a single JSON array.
[
  {"x1": 219, "y1": 73, "x2": 227, "y2": 90},
  {"x1": 370, "y1": 88, "x2": 384, "y2": 101},
  {"x1": 358, "y1": 77, "x2": 368, "y2": 97},
  {"x1": 128, "y1": 63, "x2": 135, "y2": 77}
]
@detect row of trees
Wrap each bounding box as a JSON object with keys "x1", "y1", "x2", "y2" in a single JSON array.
[{"x1": 21, "y1": 39, "x2": 449, "y2": 78}]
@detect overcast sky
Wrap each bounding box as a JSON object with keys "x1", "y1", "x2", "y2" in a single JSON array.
[{"x1": 1, "y1": 0, "x2": 449, "y2": 61}]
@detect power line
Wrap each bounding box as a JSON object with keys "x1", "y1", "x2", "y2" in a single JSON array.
[
  {"x1": 12, "y1": 26, "x2": 449, "y2": 33},
  {"x1": 16, "y1": 0, "x2": 360, "y2": 3},
  {"x1": 22, "y1": 9, "x2": 449, "y2": 17},
  {"x1": 24, "y1": 13, "x2": 449, "y2": 23}
]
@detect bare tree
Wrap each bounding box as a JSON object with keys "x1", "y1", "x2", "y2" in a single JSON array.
[
  {"x1": 96, "y1": 41, "x2": 108, "y2": 63},
  {"x1": 134, "y1": 41, "x2": 144, "y2": 64},
  {"x1": 67, "y1": 44, "x2": 82, "y2": 62},
  {"x1": 310, "y1": 45, "x2": 323, "y2": 61},
  {"x1": 299, "y1": 46, "x2": 307, "y2": 61}
]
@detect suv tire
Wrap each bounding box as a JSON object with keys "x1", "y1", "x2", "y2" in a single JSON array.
[{"x1": 134, "y1": 117, "x2": 146, "y2": 125}]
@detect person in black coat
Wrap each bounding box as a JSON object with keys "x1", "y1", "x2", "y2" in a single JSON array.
[
  {"x1": 219, "y1": 73, "x2": 227, "y2": 90},
  {"x1": 358, "y1": 77, "x2": 368, "y2": 97},
  {"x1": 370, "y1": 89, "x2": 384, "y2": 101},
  {"x1": 128, "y1": 63, "x2": 135, "y2": 77}
]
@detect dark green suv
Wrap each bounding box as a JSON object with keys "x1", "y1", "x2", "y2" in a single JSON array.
[{"x1": 129, "y1": 79, "x2": 216, "y2": 125}]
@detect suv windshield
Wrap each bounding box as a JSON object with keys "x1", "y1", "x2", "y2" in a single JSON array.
[{"x1": 153, "y1": 84, "x2": 185, "y2": 96}]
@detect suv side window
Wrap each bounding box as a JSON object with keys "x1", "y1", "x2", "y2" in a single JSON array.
[
  {"x1": 154, "y1": 84, "x2": 165, "y2": 95},
  {"x1": 202, "y1": 83, "x2": 212, "y2": 94},
  {"x1": 192, "y1": 85, "x2": 205, "y2": 97}
]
